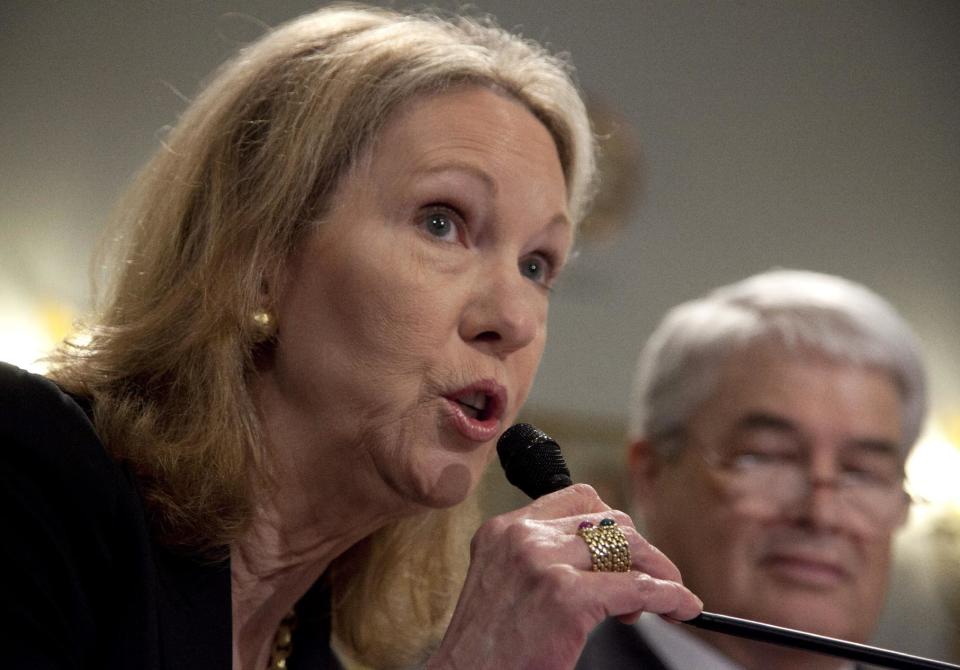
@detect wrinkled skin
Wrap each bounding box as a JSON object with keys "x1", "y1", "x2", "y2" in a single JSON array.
[
  {"x1": 429, "y1": 484, "x2": 702, "y2": 670},
  {"x1": 630, "y1": 347, "x2": 906, "y2": 670},
  {"x1": 243, "y1": 86, "x2": 701, "y2": 670}
]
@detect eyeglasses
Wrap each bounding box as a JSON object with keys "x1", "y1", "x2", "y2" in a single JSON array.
[{"x1": 670, "y1": 429, "x2": 911, "y2": 533}]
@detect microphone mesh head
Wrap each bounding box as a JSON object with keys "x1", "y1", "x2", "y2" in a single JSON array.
[{"x1": 497, "y1": 423, "x2": 573, "y2": 499}]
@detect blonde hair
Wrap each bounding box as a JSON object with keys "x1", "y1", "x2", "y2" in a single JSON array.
[{"x1": 49, "y1": 3, "x2": 596, "y2": 666}]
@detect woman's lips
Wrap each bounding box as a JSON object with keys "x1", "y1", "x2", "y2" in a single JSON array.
[{"x1": 443, "y1": 380, "x2": 506, "y2": 442}]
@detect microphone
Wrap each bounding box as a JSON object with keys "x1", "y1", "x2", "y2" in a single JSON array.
[
  {"x1": 496, "y1": 422, "x2": 960, "y2": 670},
  {"x1": 496, "y1": 422, "x2": 572, "y2": 498}
]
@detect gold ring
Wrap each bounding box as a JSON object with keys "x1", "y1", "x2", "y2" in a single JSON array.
[{"x1": 576, "y1": 518, "x2": 631, "y2": 572}]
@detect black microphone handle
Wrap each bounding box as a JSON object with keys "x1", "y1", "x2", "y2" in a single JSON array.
[{"x1": 496, "y1": 423, "x2": 960, "y2": 670}]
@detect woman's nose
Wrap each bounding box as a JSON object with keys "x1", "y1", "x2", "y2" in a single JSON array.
[{"x1": 459, "y1": 264, "x2": 542, "y2": 357}]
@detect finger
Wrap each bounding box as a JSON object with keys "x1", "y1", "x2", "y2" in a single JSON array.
[
  {"x1": 516, "y1": 483, "x2": 612, "y2": 521},
  {"x1": 539, "y1": 508, "x2": 637, "y2": 532},
  {"x1": 626, "y1": 533, "x2": 684, "y2": 584},
  {"x1": 532, "y1": 509, "x2": 637, "y2": 551},
  {"x1": 555, "y1": 516, "x2": 684, "y2": 584},
  {"x1": 580, "y1": 570, "x2": 703, "y2": 622}
]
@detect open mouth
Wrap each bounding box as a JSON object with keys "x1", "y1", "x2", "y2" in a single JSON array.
[
  {"x1": 454, "y1": 391, "x2": 495, "y2": 421},
  {"x1": 443, "y1": 381, "x2": 507, "y2": 442}
]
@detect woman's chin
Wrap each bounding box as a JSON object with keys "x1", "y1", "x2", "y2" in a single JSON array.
[{"x1": 415, "y1": 462, "x2": 476, "y2": 509}]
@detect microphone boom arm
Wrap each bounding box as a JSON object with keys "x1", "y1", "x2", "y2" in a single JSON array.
[{"x1": 685, "y1": 611, "x2": 960, "y2": 670}]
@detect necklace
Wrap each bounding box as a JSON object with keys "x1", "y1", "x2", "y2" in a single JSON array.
[{"x1": 267, "y1": 610, "x2": 297, "y2": 669}]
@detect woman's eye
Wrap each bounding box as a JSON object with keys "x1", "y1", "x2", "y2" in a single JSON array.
[
  {"x1": 519, "y1": 253, "x2": 552, "y2": 285},
  {"x1": 420, "y1": 208, "x2": 460, "y2": 243}
]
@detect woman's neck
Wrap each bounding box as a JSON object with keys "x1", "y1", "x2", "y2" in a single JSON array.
[
  {"x1": 231, "y1": 375, "x2": 424, "y2": 669},
  {"x1": 229, "y1": 464, "x2": 401, "y2": 670}
]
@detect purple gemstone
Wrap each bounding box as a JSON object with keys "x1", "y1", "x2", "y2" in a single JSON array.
[{"x1": 578, "y1": 521, "x2": 593, "y2": 530}]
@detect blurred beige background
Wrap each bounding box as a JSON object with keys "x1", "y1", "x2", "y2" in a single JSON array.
[{"x1": 2, "y1": 1, "x2": 958, "y2": 662}]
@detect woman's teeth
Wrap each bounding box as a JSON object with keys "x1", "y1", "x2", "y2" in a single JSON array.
[{"x1": 457, "y1": 392, "x2": 487, "y2": 418}]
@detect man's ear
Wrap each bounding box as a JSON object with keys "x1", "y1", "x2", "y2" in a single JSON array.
[
  {"x1": 627, "y1": 438, "x2": 659, "y2": 514},
  {"x1": 892, "y1": 494, "x2": 911, "y2": 530}
]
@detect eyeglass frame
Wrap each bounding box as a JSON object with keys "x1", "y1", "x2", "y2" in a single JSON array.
[{"x1": 650, "y1": 420, "x2": 916, "y2": 532}]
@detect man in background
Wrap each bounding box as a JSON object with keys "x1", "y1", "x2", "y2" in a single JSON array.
[{"x1": 577, "y1": 269, "x2": 927, "y2": 670}]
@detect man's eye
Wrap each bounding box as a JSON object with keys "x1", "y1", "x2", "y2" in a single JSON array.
[
  {"x1": 841, "y1": 458, "x2": 902, "y2": 488},
  {"x1": 728, "y1": 442, "x2": 800, "y2": 469},
  {"x1": 519, "y1": 253, "x2": 552, "y2": 285},
  {"x1": 420, "y1": 209, "x2": 460, "y2": 242},
  {"x1": 732, "y1": 451, "x2": 794, "y2": 466}
]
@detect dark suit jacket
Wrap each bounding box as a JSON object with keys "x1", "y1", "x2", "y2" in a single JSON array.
[
  {"x1": 0, "y1": 362, "x2": 337, "y2": 669},
  {"x1": 576, "y1": 618, "x2": 670, "y2": 670},
  {"x1": 577, "y1": 617, "x2": 875, "y2": 670}
]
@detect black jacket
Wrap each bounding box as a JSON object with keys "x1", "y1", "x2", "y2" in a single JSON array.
[
  {"x1": 0, "y1": 362, "x2": 335, "y2": 669},
  {"x1": 576, "y1": 618, "x2": 670, "y2": 670}
]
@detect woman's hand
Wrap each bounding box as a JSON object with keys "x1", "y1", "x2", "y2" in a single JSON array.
[{"x1": 427, "y1": 484, "x2": 703, "y2": 670}]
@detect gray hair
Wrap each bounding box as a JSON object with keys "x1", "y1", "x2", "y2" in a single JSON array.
[{"x1": 627, "y1": 269, "x2": 928, "y2": 457}]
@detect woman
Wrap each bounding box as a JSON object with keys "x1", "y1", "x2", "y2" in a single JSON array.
[{"x1": 0, "y1": 4, "x2": 701, "y2": 669}]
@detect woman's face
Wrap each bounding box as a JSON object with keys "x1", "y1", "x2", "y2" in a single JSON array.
[{"x1": 259, "y1": 86, "x2": 572, "y2": 511}]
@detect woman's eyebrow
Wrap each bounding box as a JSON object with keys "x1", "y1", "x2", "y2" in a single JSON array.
[
  {"x1": 408, "y1": 161, "x2": 573, "y2": 233},
  {"x1": 410, "y1": 161, "x2": 498, "y2": 195}
]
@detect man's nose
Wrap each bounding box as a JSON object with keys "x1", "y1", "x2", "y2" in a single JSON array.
[{"x1": 790, "y1": 454, "x2": 846, "y2": 530}]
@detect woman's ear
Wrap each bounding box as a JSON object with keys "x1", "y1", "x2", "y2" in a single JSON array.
[{"x1": 251, "y1": 275, "x2": 281, "y2": 345}]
